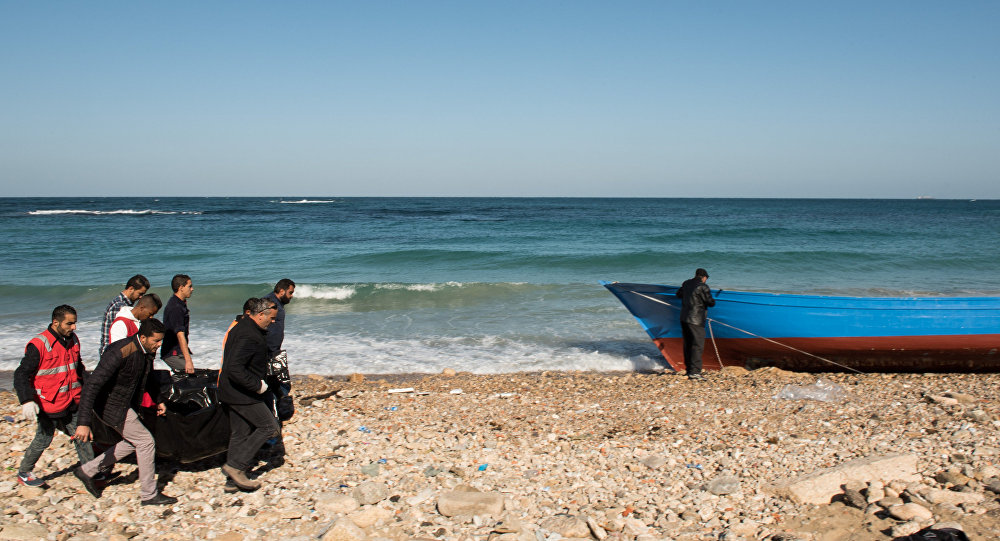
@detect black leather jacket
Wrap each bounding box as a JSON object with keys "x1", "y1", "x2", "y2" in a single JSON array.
[
  {"x1": 78, "y1": 335, "x2": 157, "y2": 430},
  {"x1": 676, "y1": 277, "x2": 716, "y2": 326}
]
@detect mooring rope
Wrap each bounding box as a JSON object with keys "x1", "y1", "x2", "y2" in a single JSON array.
[{"x1": 627, "y1": 290, "x2": 865, "y2": 374}]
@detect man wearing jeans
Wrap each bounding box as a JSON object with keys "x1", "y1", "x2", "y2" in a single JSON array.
[
  {"x1": 218, "y1": 298, "x2": 279, "y2": 491},
  {"x1": 13, "y1": 305, "x2": 94, "y2": 487}
]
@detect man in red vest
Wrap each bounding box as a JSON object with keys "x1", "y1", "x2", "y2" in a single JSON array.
[{"x1": 13, "y1": 305, "x2": 95, "y2": 487}]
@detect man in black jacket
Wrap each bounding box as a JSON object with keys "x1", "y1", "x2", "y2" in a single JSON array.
[
  {"x1": 675, "y1": 268, "x2": 716, "y2": 380},
  {"x1": 218, "y1": 298, "x2": 280, "y2": 491},
  {"x1": 73, "y1": 318, "x2": 177, "y2": 506}
]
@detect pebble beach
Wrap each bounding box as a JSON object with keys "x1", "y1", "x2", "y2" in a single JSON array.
[{"x1": 2, "y1": 368, "x2": 1000, "y2": 540}]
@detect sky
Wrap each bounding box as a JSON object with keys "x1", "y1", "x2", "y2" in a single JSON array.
[{"x1": 1, "y1": 1, "x2": 998, "y2": 198}]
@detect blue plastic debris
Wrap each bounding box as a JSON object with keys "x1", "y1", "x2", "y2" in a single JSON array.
[
  {"x1": 358, "y1": 426, "x2": 371, "y2": 433},
  {"x1": 478, "y1": 464, "x2": 488, "y2": 471}
]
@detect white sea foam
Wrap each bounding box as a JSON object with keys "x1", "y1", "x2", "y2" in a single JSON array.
[
  {"x1": 0, "y1": 321, "x2": 660, "y2": 375},
  {"x1": 27, "y1": 209, "x2": 201, "y2": 216},
  {"x1": 374, "y1": 282, "x2": 464, "y2": 292},
  {"x1": 275, "y1": 199, "x2": 339, "y2": 204},
  {"x1": 294, "y1": 284, "x2": 357, "y2": 300}
]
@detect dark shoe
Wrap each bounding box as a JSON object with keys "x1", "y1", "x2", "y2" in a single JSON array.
[
  {"x1": 688, "y1": 373, "x2": 705, "y2": 380},
  {"x1": 17, "y1": 471, "x2": 45, "y2": 488},
  {"x1": 141, "y1": 492, "x2": 178, "y2": 506},
  {"x1": 73, "y1": 467, "x2": 101, "y2": 498},
  {"x1": 221, "y1": 464, "x2": 261, "y2": 491}
]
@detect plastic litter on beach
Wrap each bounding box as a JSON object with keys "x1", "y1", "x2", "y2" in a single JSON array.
[
  {"x1": 478, "y1": 464, "x2": 489, "y2": 471},
  {"x1": 358, "y1": 426, "x2": 372, "y2": 433},
  {"x1": 494, "y1": 392, "x2": 517, "y2": 399},
  {"x1": 449, "y1": 388, "x2": 464, "y2": 395},
  {"x1": 388, "y1": 387, "x2": 415, "y2": 394},
  {"x1": 774, "y1": 378, "x2": 848, "y2": 403}
]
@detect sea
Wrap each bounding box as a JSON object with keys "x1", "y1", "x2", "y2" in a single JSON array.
[{"x1": 1, "y1": 197, "x2": 998, "y2": 376}]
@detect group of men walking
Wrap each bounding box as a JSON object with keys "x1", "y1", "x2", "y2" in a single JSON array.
[{"x1": 12, "y1": 274, "x2": 295, "y2": 504}]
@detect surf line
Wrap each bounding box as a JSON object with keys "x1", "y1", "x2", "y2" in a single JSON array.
[{"x1": 627, "y1": 290, "x2": 864, "y2": 375}]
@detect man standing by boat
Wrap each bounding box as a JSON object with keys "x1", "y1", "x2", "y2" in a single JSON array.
[
  {"x1": 99, "y1": 275, "x2": 150, "y2": 357},
  {"x1": 676, "y1": 268, "x2": 715, "y2": 380}
]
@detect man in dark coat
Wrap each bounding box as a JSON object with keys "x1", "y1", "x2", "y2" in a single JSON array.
[
  {"x1": 73, "y1": 318, "x2": 177, "y2": 506},
  {"x1": 675, "y1": 268, "x2": 716, "y2": 380},
  {"x1": 218, "y1": 298, "x2": 280, "y2": 491}
]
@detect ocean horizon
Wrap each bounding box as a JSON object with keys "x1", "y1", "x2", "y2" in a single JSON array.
[{"x1": 2, "y1": 197, "x2": 998, "y2": 376}]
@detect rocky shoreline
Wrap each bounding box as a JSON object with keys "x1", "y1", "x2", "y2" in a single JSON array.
[{"x1": 2, "y1": 368, "x2": 999, "y2": 540}]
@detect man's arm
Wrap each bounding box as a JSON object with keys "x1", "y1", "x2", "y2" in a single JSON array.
[
  {"x1": 108, "y1": 319, "x2": 127, "y2": 345},
  {"x1": 13, "y1": 344, "x2": 41, "y2": 405},
  {"x1": 176, "y1": 331, "x2": 194, "y2": 373},
  {"x1": 699, "y1": 285, "x2": 716, "y2": 307}
]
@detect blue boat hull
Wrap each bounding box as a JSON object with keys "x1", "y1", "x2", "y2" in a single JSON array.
[{"x1": 602, "y1": 281, "x2": 1000, "y2": 372}]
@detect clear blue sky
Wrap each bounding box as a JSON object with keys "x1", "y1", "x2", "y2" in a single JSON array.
[{"x1": 2, "y1": 1, "x2": 998, "y2": 198}]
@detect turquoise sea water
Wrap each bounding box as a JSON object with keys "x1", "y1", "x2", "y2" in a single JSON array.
[{"x1": 1, "y1": 197, "x2": 998, "y2": 374}]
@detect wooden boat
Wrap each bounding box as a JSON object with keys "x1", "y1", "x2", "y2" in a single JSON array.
[{"x1": 601, "y1": 281, "x2": 1000, "y2": 372}]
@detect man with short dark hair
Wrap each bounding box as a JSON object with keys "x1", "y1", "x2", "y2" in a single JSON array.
[
  {"x1": 676, "y1": 268, "x2": 716, "y2": 381},
  {"x1": 161, "y1": 274, "x2": 194, "y2": 373},
  {"x1": 74, "y1": 318, "x2": 176, "y2": 505},
  {"x1": 13, "y1": 305, "x2": 95, "y2": 487},
  {"x1": 218, "y1": 298, "x2": 280, "y2": 492},
  {"x1": 108, "y1": 294, "x2": 162, "y2": 345},
  {"x1": 100, "y1": 275, "x2": 150, "y2": 356},
  {"x1": 263, "y1": 279, "x2": 295, "y2": 421}
]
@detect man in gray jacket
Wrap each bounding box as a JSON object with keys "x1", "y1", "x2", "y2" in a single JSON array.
[{"x1": 676, "y1": 268, "x2": 716, "y2": 380}]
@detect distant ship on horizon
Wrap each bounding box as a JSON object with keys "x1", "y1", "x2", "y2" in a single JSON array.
[{"x1": 916, "y1": 195, "x2": 936, "y2": 199}]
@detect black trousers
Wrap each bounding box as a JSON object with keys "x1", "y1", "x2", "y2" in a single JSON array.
[
  {"x1": 681, "y1": 322, "x2": 706, "y2": 376},
  {"x1": 223, "y1": 402, "x2": 280, "y2": 471}
]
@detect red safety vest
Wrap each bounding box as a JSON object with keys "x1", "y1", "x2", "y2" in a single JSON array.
[
  {"x1": 28, "y1": 329, "x2": 83, "y2": 414},
  {"x1": 109, "y1": 315, "x2": 139, "y2": 343}
]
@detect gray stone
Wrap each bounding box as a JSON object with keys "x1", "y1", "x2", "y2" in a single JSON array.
[
  {"x1": 352, "y1": 481, "x2": 388, "y2": 506},
  {"x1": 0, "y1": 523, "x2": 51, "y2": 540},
  {"x1": 437, "y1": 490, "x2": 504, "y2": 517},
  {"x1": 320, "y1": 517, "x2": 367, "y2": 541},
  {"x1": 843, "y1": 488, "x2": 866, "y2": 509},
  {"x1": 888, "y1": 502, "x2": 933, "y2": 521},
  {"x1": 493, "y1": 512, "x2": 523, "y2": 534},
  {"x1": 539, "y1": 515, "x2": 590, "y2": 538},
  {"x1": 890, "y1": 521, "x2": 923, "y2": 538},
  {"x1": 315, "y1": 492, "x2": 360, "y2": 515},
  {"x1": 707, "y1": 474, "x2": 741, "y2": 495},
  {"x1": 876, "y1": 496, "x2": 904, "y2": 508},
  {"x1": 924, "y1": 489, "x2": 984, "y2": 506},
  {"x1": 767, "y1": 454, "x2": 920, "y2": 505},
  {"x1": 641, "y1": 454, "x2": 666, "y2": 470},
  {"x1": 348, "y1": 505, "x2": 392, "y2": 528},
  {"x1": 360, "y1": 463, "x2": 380, "y2": 477},
  {"x1": 942, "y1": 391, "x2": 976, "y2": 404},
  {"x1": 935, "y1": 471, "x2": 970, "y2": 486}
]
